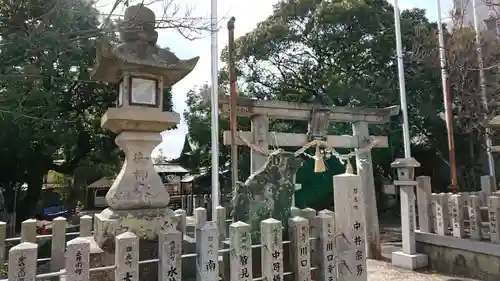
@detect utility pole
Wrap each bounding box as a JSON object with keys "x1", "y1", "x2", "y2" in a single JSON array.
[
  {"x1": 436, "y1": 0, "x2": 459, "y2": 193},
  {"x1": 472, "y1": 0, "x2": 496, "y2": 184},
  {"x1": 228, "y1": 17, "x2": 238, "y2": 194},
  {"x1": 391, "y1": 1, "x2": 429, "y2": 269}
]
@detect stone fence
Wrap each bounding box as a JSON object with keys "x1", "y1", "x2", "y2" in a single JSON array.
[
  {"x1": 0, "y1": 173, "x2": 367, "y2": 281},
  {"x1": 413, "y1": 175, "x2": 500, "y2": 241},
  {"x1": 413, "y1": 175, "x2": 500, "y2": 280},
  {"x1": 0, "y1": 205, "x2": 365, "y2": 281},
  {"x1": 169, "y1": 194, "x2": 212, "y2": 216},
  {"x1": 169, "y1": 193, "x2": 232, "y2": 217}
]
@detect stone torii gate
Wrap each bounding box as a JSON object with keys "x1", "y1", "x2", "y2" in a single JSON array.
[{"x1": 219, "y1": 96, "x2": 399, "y2": 259}]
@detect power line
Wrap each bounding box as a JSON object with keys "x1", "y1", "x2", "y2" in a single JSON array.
[
  {"x1": 470, "y1": 61, "x2": 500, "y2": 71},
  {"x1": 0, "y1": 1, "x2": 230, "y2": 124},
  {"x1": 0, "y1": 2, "x2": 229, "y2": 65},
  {"x1": 1, "y1": 2, "x2": 231, "y2": 24},
  {"x1": 0, "y1": 73, "x2": 105, "y2": 84},
  {"x1": 0, "y1": 74, "x2": 110, "y2": 124},
  {"x1": 2, "y1": 0, "x2": 229, "y2": 18},
  {"x1": 0, "y1": 108, "x2": 76, "y2": 123}
]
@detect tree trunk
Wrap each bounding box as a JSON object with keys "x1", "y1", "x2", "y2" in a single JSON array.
[
  {"x1": 2, "y1": 182, "x2": 15, "y2": 213},
  {"x1": 17, "y1": 170, "x2": 45, "y2": 223}
]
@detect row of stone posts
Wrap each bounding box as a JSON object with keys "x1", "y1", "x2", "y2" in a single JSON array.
[
  {"x1": 4, "y1": 170, "x2": 368, "y2": 281},
  {"x1": 391, "y1": 158, "x2": 499, "y2": 270},
  {"x1": 6, "y1": 215, "x2": 352, "y2": 281},
  {"x1": 412, "y1": 178, "x2": 500, "y2": 243}
]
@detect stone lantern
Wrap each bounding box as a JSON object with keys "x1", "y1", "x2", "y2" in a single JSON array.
[
  {"x1": 390, "y1": 157, "x2": 428, "y2": 270},
  {"x1": 90, "y1": 4, "x2": 199, "y2": 247},
  {"x1": 393, "y1": 158, "x2": 416, "y2": 182}
]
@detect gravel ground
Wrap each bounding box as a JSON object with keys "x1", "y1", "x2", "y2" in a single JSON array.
[
  {"x1": 371, "y1": 222, "x2": 479, "y2": 281},
  {"x1": 367, "y1": 259, "x2": 479, "y2": 281}
]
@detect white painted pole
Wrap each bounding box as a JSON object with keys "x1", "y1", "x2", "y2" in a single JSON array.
[
  {"x1": 391, "y1": 2, "x2": 430, "y2": 269},
  {"x1": 210, "y1": 0, "x2": 220, "y2": 211},
  {"x1": 393, "y1": 0, "x2": 412, "y2": 158},
  {"x1": 472, "y1": 0, "x2": 496, "y2": 183}
]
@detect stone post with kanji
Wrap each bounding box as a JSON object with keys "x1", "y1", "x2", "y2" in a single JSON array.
[
  {"x1": 88, "y1": 3, "x2": 199, "y2": 281},
  {"x1": 390, "y1": 158, "x2": 428, "y2": 270},
  {"x1": 333, "y1": 171, "x2": 367, "y2": 281}
]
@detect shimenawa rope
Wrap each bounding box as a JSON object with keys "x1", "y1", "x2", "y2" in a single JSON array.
[{"x1": 236, "y1": 131, "x2": 378, "y2": 173}]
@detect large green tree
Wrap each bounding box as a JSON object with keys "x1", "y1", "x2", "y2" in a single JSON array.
[
  {"x1": 0, "y1": 0, "x2": 215, "y2": 220},
  {"x1": 0, "y1": 0, "x2": 123, "y2": 218},
  {"x1": 0, "y1": 0, "x2": 125, "y2": 219},
  {"x1": 222, "y1": 0, "x2": 449, "y2": 178},
  {"x1": 186, "y1": 0, "x2": 440, "y2": 188},
  {"x1": 185, "y1": 0, "x2": 500, "y2": 198}
]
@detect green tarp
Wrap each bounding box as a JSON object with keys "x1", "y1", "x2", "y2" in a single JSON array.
[{"x1": 294, "y1": 153, "x2": 345, "y2": 209}]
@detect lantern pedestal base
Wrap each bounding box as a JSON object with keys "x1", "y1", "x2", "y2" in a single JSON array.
[
  {"x1": 93, "y1": 207, "x2": 177, "y2": 248},
  {"x1": 391, "y1": 251, "x2": 428, "y2": 270}
]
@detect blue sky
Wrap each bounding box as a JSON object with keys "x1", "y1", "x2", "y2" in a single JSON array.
[{"x1": 100, "y1": 0, "x2": 454, "y2": 159}]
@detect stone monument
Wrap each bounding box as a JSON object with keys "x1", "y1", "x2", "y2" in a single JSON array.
[
  {"x1": 89, "y1": 3, "x2": 199, "y2": 280},
  {"x1": 231, "y1": 150, "x2": 304, "y2": 240}
]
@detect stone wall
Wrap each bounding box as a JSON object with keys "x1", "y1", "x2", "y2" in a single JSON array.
[{"x1": 417, "y1": 241, "x2": 500, "y2": 281}]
